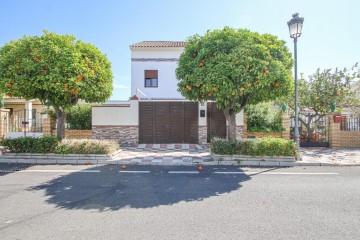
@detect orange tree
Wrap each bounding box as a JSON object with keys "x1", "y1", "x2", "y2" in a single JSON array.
[
  {"x1": 283, "y1": 65, "x2": 360, "y2": 141},
  {"x1": 0, "y1": 31, "x2": 113, "y2": 139},
  {"x1": 176, "y1": 27, "x2": 293, "y2": 140}
]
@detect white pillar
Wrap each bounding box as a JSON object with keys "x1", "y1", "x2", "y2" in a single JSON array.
[{"x1": 25, "y1": 101, "x2": 33, "y2": 131}]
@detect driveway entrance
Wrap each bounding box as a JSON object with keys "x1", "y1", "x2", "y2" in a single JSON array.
[{"x1": 139, "y1": 101, "x2": 198, "y2": 144}]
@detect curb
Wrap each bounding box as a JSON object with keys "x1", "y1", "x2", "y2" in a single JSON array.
[
  {"x1": 0, "y1": 150, "x2": 359, "y2": 167},
  {"x1": 0, "y1": 158, "x2": 360, "y2": 167}
]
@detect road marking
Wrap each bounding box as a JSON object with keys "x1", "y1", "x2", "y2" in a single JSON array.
[
  {"x1": 25, "y1": 169, "x2": 101, "y2": 173},
  {"x1": 0, "y1": 169, "x2": 100, "y2": 173},
  {"x1": 168, "y1": 171, "x2": 199, "y2": 174},
  {"x1": 118, "y1": 170, "x2": 150, "y2": 173},
  {"x1": 4, "y1": 220, "x2": 14, "y2": 224},
  {"x1": 215, "y1": 172, "x2": 338, "y2": 175}
]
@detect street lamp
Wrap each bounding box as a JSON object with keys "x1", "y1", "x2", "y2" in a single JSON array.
[{"x1": 287, "y1": 13, "x2": 304, "y2": 161}]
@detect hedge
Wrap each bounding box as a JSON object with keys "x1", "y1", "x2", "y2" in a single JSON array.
[
  {"x1": 65, "y1": 104, "x2": 92, "y2": 130},
  {"x1": 1, "y1": 137, "x2": 119, "y2": 154},
  {"x1": 55, "y1": 139, "x2": 119, "y2": 154},
  {"x1": 245, "y1": 102, "x2": 284, "y2": 133},
  {"x1": 1, "y1": 136, "x2": 59, "y2": 153},
  {"x1": 211, "y1": 137, "x2": 296, "y2": 157}
]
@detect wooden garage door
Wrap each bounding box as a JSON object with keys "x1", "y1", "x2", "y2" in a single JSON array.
[
  {"x1": 139, "y1": 102, "x2": 198, "y2": 144},
  {"x1": 207, "y1": 102, "x2": 227, "y2": 142}
]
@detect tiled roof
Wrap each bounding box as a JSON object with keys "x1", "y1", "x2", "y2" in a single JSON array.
[{"x1": 130, "y1": 41, "x2": 185, "y2": 48}]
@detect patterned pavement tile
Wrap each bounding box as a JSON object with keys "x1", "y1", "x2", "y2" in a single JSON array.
[{"x1": 110, "y1": 145, "x2": 360, "y2": 166}]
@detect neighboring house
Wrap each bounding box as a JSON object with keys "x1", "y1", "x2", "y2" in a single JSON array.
[
  {"x1": 92, "y1": 41, "x2": 245, "y2": 144},
  {"x1": 4, "y1": 96, "x2": 46, "y2": 116},
  {"x1": 347, "y1": 79, "x2": 360, "y2": 117},
  {"x1": 341, "y1": 79, "x2": 360, "y2": 117},
  {"x1": 3, "y1": 96, "x2": 47, "y2": 132},
  {"x1": 351, "y1": 79, "x2": 360, "y2": 100}
]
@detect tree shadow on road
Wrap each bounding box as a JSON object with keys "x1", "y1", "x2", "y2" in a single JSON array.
[
  {"x1": 0, "y1": 163, "x2": 33, "y2": 176},
  {"x1": 28, "y1": 165, "x2": 253, "y2": 211}
]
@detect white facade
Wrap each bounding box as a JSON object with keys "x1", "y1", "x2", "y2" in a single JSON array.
[{"x1": 130, "y1": 47, "x2": 184, "y2": 99}]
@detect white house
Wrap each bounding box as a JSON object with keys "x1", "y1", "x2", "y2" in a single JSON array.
[
  {"x1": 92, "y1": 41, "x2": 244, "y2": 144},
  {"x1": 130, "y1": 41, "x2": 185, "y2": 99}
]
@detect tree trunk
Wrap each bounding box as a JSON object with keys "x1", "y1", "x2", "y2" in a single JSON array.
[
  {"x1": 55, "y1": 108, "x2": 66, "y2": 140},
  {"x1": 306, "y1": 123, "x2": 312, "y2": 142},
  {"x1": 223, "y1": 109, "x2": 237, "y2": 141},
  {"x1": 299, "y1": 114, "x2": 312, "y2": 142}
]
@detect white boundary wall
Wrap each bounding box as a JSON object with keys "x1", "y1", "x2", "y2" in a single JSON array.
[{"x1": 92, "y1": 101, "x2": 138, "y2": 126}]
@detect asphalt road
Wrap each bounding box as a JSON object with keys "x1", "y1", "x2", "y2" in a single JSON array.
[{"x1": 0, "y1": 164, "x2": 359, "y2": 240}]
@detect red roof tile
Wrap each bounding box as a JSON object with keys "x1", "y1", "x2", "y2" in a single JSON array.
[{"x1": 130, "y1": 41, "x2": 185, "y2": 48}]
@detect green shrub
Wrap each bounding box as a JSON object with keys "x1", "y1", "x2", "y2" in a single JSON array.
[
  {"x1": 54, "y1": 139, "x2": 119, "y2": 154},
  {"x1": 1, "y1": 136, "x2": 59, "y2": 153},
  {"x1": 211, "y1": 137, "x2": 296, "y2": 156},
  {"x1": 210, "y1": 138, "x2": 238, "y2": 155},
  {"x1": 65, "y1": 104, "x2": 92, "y2": 130},
  {"x1": 245, "y1": 102, "x2": 284, "y2": 133}
]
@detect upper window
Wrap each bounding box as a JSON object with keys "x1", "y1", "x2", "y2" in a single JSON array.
[{"x1": 145, "y1": 70, "x2": 158, "y2": 87}]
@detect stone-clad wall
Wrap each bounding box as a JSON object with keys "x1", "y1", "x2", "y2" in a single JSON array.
[
  {"x1": 92, "y1": 126, "x2": 138, "y2": 145},
  {"x1": 198, "y1": 126, "x2": 207, "y2": 144},
  {"x1": 236, "y1": 126, "x2": 245, "y2": 139}
]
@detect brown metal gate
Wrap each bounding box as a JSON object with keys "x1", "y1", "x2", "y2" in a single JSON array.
[
  {"x1": 207, "y1": 102, "x2": 226, "y2": 142},
  {"x1": 139, "y1": 102, "x2": 198, "y2": 144}
]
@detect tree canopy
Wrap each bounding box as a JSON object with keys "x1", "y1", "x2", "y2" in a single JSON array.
[
  {"x1": 176, "y1": 27, "x2": 294, "y2": 140},
  {"x1": 282, "y1": 65, "x2": 360, "y2": 141},
  {"x1": 288, "y1": 65, "x2": 360, "y2": 114},
  {"x1": 0, "y1": 31, "x2": 113, "y2": 139}
]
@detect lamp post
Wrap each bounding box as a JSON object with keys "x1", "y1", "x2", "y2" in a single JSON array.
[{"x1": 287, "y1": 13, "x2": 304, "y2": 160}]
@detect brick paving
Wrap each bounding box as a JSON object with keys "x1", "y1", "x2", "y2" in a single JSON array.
[
  {"x1": 110, "y1": 144, "x2": 360, "y2": 166},
  {"x1": 110, "y1": 144, "x2": 212, "y2": 165}
]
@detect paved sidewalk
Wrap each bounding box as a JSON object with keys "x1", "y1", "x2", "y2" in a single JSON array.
[
  {"x1": 1, "y1": 144, "x2": 359, "y2": 166},
  {"x1": 300, "y1": 148, "x2": 360, "y2": 166},
  {"x1": 110, "y1": 144, "x2": 360, "y2": 166}
]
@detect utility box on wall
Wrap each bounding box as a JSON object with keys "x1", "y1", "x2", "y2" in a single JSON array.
[{"x1": 333, "y1": 115, "x2": 341, "y2": 123}]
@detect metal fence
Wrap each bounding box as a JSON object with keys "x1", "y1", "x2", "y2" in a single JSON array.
[
  {"x1": 340, "y1": 117, "x2": 360, "y2": 131},
  {"x1": 8, "y1": 110, "x2": 43, "y2": 133},
  {"x1": 290, "y1": 114, "x2": 329, "y2": 147}
]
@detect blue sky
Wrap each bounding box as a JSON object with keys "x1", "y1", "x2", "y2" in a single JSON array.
[{"x1": 1, "y1": 0, "x2": 359, "y2": 100}]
